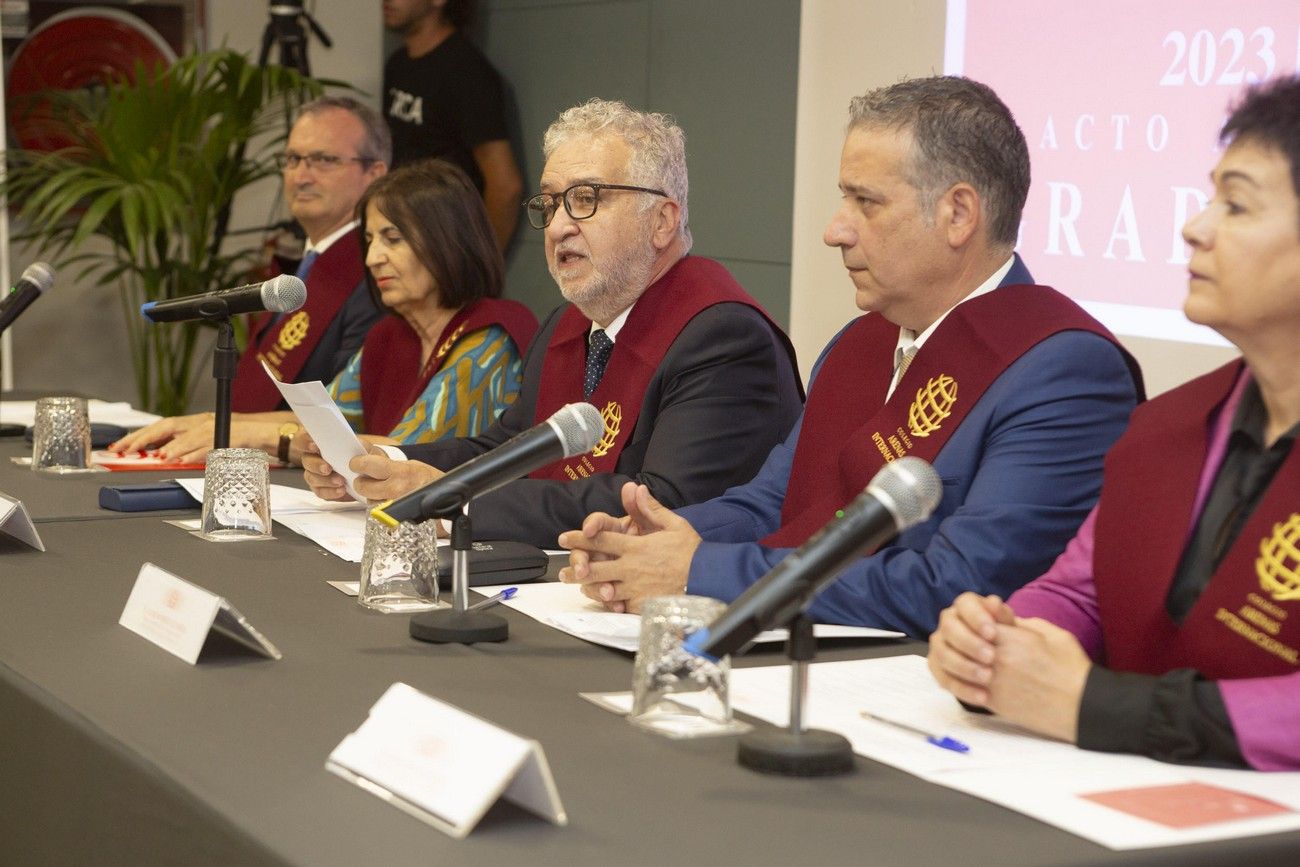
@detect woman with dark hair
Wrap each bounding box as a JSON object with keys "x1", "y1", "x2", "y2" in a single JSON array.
[
  {"x1": 330, "y1": 159, "x2": 536, "y2": 443},
  {"x1": 928, "y1": 75, "x2": 1300, "y2": 770},
  {"x1": 111, "y1": 160, "x2": 535, "y2": 463}
]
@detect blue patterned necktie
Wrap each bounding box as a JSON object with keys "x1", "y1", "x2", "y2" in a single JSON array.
[
  {"x1": 584, "y1": 329, "x2": 614, "y2": 399},
  {"x1": 294, "y1": 250, "x2": 319, "y2": 282},
  {"x1": 263, "y1": 250, "x2": 317, "y2": 329}
]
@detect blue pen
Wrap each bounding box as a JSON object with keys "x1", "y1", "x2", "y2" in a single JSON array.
[
  {"x1": 860, "y1": 711, "x2": 970, "y2": 754},
  {"x1": 467, "y1": 587, "x2": 518, "y2": 612}
]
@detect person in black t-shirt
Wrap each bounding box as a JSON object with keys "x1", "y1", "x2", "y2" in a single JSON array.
[{"x1": 382, "y1": 0, "x2": 522, "y2": 251}]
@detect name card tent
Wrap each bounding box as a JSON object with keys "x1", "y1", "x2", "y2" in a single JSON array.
[
  {"x1": 119, "y1": 562, "x2": 281, "y2": 664},
  {"x1": 327, "y1": 682, "x2": 567, "y2": 839},
  {"x1": 0, "y1": 491, "x2": 43, "y2": 551}
]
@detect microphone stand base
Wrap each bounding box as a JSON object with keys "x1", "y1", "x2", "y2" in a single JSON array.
[
  {"x1": 737, "y1": 728, "x2": 855, "y2": 777},
  {"x1": 409, "y1": 609, "x2": 509, "y2": 644}
]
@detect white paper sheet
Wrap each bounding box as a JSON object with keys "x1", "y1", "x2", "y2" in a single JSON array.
[
  {"x1": 174, "y1": 479, "x2": 366, "y2": 516},
  {"x1": 0, "y1": 399, "x2": 161, "y2": 428},
  {"x1": 327, "y1": 580, "x2": 360, "y2": 596},
  {"x1": 713, "y1": 654, "x2": 1300, "y2": 850},
  {"x1": 263, "y1": 360, "x2": 367, "y2": 501},
  {"x1": 722, "y1": 654, "x2": 1072, "y2": 775},
  {"x1": 175, "y1": 479, "x2": 370, "y2": 560},
  {"x1": 276, "y1": 509, "x2": 370, "y2": 562},
  {"x1": 477, "y1": 580, "x2": 902, "y2": 652}
]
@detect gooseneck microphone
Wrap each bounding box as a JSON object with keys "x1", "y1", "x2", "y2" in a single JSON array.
[
  {"x1": 139, "y1": 274, "x2": 306, "y2": 323},
  {"x1": 0, "y1": 262, "x2": 55, "y2": 334},
  {"x1": 684, "y1": 456, "x2": 942, "y2": 660},
  {"x1": 372, "y1": 402, "x2": 606, "y2": 525}
]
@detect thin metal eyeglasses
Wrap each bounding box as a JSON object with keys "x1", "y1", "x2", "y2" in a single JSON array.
[
  {"x1": 275, "y1": 151, "x2": 376, "y2": 172},
  {"x1": 523, "y1": 183, "x2": 668, "y2": 229}
]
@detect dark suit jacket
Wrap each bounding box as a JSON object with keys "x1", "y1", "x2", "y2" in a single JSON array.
[
  {"x1": 298, "y1": 279, "x2": 383, "y2": 390},
  {"x1": 246, "y1": 237, "x2": 384, "y2": 410},
  {"x1": 402, "y1": 299, "x2": 804, "y2": 547}
]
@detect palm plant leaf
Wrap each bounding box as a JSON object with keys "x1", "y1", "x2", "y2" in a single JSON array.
[{"x1": 1, "y1": 49, "x2": 325, "y2": 415}]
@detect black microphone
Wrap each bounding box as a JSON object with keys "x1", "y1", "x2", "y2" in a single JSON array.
[
  {"x1": 139, "y1": 274, "x2": 306, "y2": 323},
  {"x1": 0, "y1": 262, "x2": 55, "y2": 334},
  {"x1": 683, "y1": 456, "x2": 942, "y2": 660},
  {"x1": 371, "y1": 402, "x2": 606, "y2": 525}
]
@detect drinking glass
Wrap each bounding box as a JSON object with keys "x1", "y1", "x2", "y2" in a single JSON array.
[
  {"x1": 358, "y1": 516, "x2": 441, "y2": 613},
  {"x1": 31, "y1": 396, "x2": 91, "y2": 473},
  {"x1": 630, "y1": 595, "x2": 741, "y2": 738},
  {"x1": 199, "y1": 448, "x2": 272, "y2": 541}
]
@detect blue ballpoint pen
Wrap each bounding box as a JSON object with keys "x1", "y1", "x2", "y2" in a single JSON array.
[
  {"x1": 467, "y1": 587, "x2": 518, "y2": 612},
  {"x1": 860, "y1": 711, "x2": 971, "y2": 754}
]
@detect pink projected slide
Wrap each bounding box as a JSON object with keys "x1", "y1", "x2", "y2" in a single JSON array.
[{"x1": 946, "y1": 1, "x2": 1300, "y2": 344}]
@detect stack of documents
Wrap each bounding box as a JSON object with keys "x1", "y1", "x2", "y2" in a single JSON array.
[{"x1": 709, "y1": 654, "x2": 1300, "y2": 850}]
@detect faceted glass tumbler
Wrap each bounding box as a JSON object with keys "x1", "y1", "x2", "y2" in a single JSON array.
[
  {"x1": 358, "y1": 516, "x2": 440, "y2": 613},
  {"x1": 199, "y1": 448, "x2": 272, "y2": 541},
  {"x1": 630, "y1": 595, "x2": 737, "y2": 737},
  {"x1": 31, "y1": 396, "x2": 91, "y2": 473}
]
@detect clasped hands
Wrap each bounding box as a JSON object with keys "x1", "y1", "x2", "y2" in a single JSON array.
[
  {"x1": 557, "y1": 482, "x2": 699, "y2": 614},
  {"x1": 927, "y1": 592, "x2": 1093, "y2": 743}
]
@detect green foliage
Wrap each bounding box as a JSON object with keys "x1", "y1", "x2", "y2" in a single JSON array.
[{"x1": 2, "y1": 50, "x2": 320, "y2": 415}]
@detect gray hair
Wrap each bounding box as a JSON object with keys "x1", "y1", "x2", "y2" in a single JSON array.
[
  {"x1": 297, "y1": 95, "x2": 393, "y2": 167},
  {"x1": 848, "y1": 76, "x2": 1029, "y2": 247},
  {"x1": 543, "y1": 98, "x2": 692, "y2": 251}
]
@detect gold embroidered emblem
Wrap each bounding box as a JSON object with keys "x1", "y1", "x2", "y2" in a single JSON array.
[
  {"x1": 907, "y1": 374, "x2": 957, "y2": 438},
  {"x1": 435, "y1": 323, "x2": 467, "y2": 361},
  {"x1": 1257, "y1": 514, "x2": 1300, "y2": 602},
  {"x1": 276, "y1": 311, "x2": 310, "y2": 352},
  {"x1": 591, "y1": 401, "x2": 622, "y2": 457}
]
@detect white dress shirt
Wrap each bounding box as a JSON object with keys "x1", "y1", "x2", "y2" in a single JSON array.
[{"x1": 884, "y1": 256, "x2": 1015, "y2": 402}]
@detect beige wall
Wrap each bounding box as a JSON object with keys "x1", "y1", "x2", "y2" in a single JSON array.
[
  {"x1": 790, "y1": 0, "x2": 947, "y2": 382},
  {"x1": 790, "y1": 0, "x2": 1240, "y2": 395}
]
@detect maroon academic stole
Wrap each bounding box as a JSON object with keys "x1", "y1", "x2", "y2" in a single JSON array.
[
  {"x1": 1093, "y1": 361, "x2": 1300, "y2": 679},
  {"x1": 359, "y1": 299, "x2": 539, "y2": 436},
  {"x1": 763, "y1": 285, "x2": 1131, "y2": 548},
  {"x1": 231, "y1": 228, "x2": 366, "y2": 412},
  {"x1": 528, "y1": 256, "x2": 789, "y2": 481}
]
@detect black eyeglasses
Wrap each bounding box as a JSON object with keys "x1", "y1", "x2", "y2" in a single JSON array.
[
  {"x1": 523, "y1": 183, "x2": 668, "y2": 229},
  {"x1": 276, "y1": 151, "x2": 376, "y2": 172}
]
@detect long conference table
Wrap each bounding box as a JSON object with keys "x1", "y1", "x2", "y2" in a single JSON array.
[{"x1": 1, "y1": 437, "x2": 1297, "y2": 865}]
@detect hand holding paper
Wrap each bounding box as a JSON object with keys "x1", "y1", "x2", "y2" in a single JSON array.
[{"x1": 263, "y1": 360, "x2": 367, "y2": 501}]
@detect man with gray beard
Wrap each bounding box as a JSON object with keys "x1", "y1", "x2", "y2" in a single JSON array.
[{"x1": 302, "y1": 99, "x2": 803, "y2": 547}]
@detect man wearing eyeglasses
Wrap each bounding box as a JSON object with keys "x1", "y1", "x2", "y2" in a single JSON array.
[
  {"x1": 302, "y1": 98, "x2": 804, "y2": 548},
  {"x1": 234, "y1": 96, "x2": 389, "y2": 411},
  {"x1": 113, "y1": 97, "x2": 388, "y2": 457}
]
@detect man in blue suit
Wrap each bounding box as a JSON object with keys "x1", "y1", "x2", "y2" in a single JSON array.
[{"x1": 558, "y1": 76, "x2": 1143, "y2": 636}]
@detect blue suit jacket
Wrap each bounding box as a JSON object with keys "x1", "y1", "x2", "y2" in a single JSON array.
[{"x1": 680, "y1": 261, "x2": 1141, "y2": 637}]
